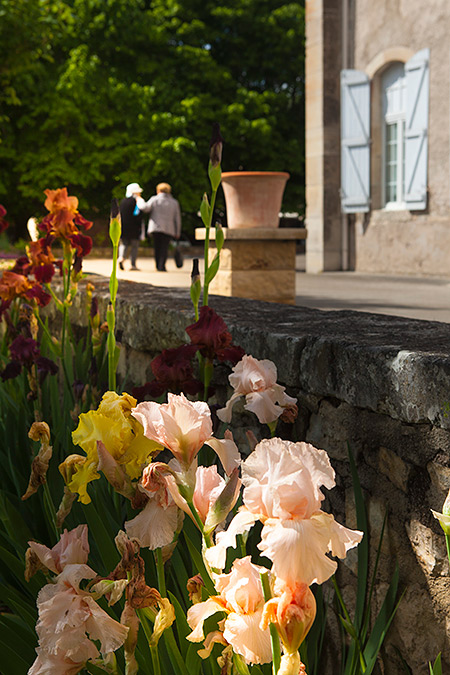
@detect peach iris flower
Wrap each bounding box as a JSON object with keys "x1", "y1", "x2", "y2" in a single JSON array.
[
  {"x1": 187, "y1": 556, "x2": 272, "y2": 665},
  {"x1": 168, "y1": 464, "x2": 241, "y2": 534},
  {"x1": 217, "y1": 355, "x2": 297, "y2": 425},
  {"x1": 125, "y1": 463, "x2": 181, "y2": 550},
  {"x1": 30, "y1": 564, "x2": 128, "y2": 674},
  {"x1": 132, "y1": 393, "x2": 240, "y2": 474},
  {"x1": 29, "y1": 649, "x2": 86, "y2": 675},
  {"x1": 28, "y1": 524, "x2": 89, "y2": 574},
  {"x1": 261, "y1": 580, "x2": 316, "y2": 655},
  {"x1": 206, "y1": 438, "x2": 363, "y2": 586}
]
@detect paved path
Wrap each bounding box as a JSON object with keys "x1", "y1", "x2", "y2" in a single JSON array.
[{"x1": 82, "y1": 253, "x2": 450, "y2": 323}]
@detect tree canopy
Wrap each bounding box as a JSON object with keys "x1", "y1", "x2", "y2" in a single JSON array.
[{"x1": 0, "y1": 0, "x2": 305, "y2": 237}]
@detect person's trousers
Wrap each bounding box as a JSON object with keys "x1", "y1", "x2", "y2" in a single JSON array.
[
  {"x1": 152, "y1": 232, "x2": 172, "y2": 271},
  {"x1": 118, "y1": 238, "x2": 139, "y2": 267}
]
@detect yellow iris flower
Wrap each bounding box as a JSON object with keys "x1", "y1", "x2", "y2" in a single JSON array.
[{"x1": 66, "y1": 392, "x2": 162, "y2": 503}]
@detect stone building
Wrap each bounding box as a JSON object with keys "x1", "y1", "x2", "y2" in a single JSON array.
[{"x1": 305, "y1": 0, "x2": 450, "y2": 276}]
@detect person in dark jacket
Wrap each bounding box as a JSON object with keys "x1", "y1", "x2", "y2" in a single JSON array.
[{"x1": 118, "y1": 183, "x2": 145, "y2": 271}]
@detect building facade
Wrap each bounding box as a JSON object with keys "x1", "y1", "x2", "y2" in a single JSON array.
[{"x1": 305, "y1": 0, "x2": 450, "y2": 276}]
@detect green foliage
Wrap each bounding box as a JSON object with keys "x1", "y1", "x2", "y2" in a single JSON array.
[
  {"x1": 429, "y1": 653, "x2": 442, "y2": 675},
  {"x1": 0, "y1": 0, "x2": 305, "y2": 238}
]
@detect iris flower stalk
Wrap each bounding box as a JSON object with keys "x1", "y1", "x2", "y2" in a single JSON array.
[
  {"x1": 108, "y1": 199, "x2": 121, "y2": 391},
  {"x1": 202, "y1": 123, "x2": 224, "y2": 307},
  {"x1": 260, "y1": 571, "x2": 282, "y2": 675}
]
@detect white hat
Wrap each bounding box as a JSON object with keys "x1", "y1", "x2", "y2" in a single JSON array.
[{"x1": 126, "y1": 182, "x2": 143, "y2": 197}]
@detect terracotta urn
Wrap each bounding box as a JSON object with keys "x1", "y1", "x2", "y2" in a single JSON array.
[{"x1": 221, "y1": 171, "x2": 290, "y2": 229}]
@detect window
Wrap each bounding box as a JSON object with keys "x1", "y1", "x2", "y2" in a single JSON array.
[
  {"x1": 382, "y1": 63, "x2": 406, "y2": 208},
  {"x1": 340, "y1": 48, "x2": 429, "y2": 214}
]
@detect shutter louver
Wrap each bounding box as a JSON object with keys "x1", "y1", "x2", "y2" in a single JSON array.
[
  {"x1": 340, "y1": 69, "x2": 371, "y2": 213},
  {"x1": 404, "y1": 48, "x2": 430, "y2": 211}
]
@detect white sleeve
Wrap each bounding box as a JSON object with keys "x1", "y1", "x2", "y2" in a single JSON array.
[{"x1": 136, "y1": 196, "x2": 152, "y2": 213}]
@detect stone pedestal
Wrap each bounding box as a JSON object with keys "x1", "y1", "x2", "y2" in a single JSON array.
[{"x1": 195, "y1": 228, "x2": 306, "y2": 305}]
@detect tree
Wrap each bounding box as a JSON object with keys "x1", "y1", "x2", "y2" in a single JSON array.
[{"x1": 0, "y1": 0, "x2": 305, "y2": 238}]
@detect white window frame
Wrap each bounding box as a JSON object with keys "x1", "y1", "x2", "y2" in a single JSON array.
[{"x1": 381, "y1": 64, "x2": 406, "y2": 210}]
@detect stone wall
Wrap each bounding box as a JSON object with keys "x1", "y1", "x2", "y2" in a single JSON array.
[{"x1": 59, "y1": 277, "x2": 450, "y2": 674}]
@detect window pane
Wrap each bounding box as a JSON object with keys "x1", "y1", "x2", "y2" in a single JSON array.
[{"x1": 385, "y1": 123, "x2": 398, "y2": 203}]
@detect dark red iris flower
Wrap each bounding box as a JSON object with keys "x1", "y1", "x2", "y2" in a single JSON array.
[
  {"x1": 1, "y1": 336, "x2": 58, "y2": 383},
  {"x1": 131, "y1": 344, "x2": 203, "y2": 401},
  {"x1": 72, "y1": 255, "x2": 83, "y2": 276},
  {"x1": 0, "y1": 205, "x2": 9, "y2": 234},
  {"x1": 27, "y1": 239, "x2": 57, "y2": 283},
  {"x1": 9, "y1": 335, "x2": 40, "y2": 365},
  {"x1": 40, "y1": 232, "x2": 56, "y2": 249},
  {"x1": 186, "y1": 306, "x2": 244, "y2": 364},
  {"x1": 25, "y1": 284, "x2": 52, "y2": 307},
  {"x1": 0, "y1": 299, "x2": 11, "y2": 321},
  {"x1": 33, "y1": 263, "x2": 55, "y2": 284},
  {"x1": 7, "y1": 237, "x2": 60, "y2": 287},
  {"x1": 9, "y1": 256, "x2": 31, "y2": 276},
  {"x1": 36, "y1": 355, "x2": 58, "y2": 384},
  {"x1": 1, "y1": 361, "x2": 22, "y2": 381},
  {"x1": 90, "y1": 296, "x2": 99, "y2": 320},
  {"x1": 74, "y1": 212, "x2": 93, "y2": 231},
  {"x1": 71, "y1": 232, "x2": 93, "y2": 258}
]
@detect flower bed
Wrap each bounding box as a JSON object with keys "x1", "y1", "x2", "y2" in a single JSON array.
[{"x1": 0, "y1": 128, "x2": 448, "y2": 674}]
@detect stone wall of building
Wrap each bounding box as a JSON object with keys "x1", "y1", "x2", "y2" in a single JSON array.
[
  {"x1": 305, "y1": 0, "x2": 450, "y2": 277},
  {"x1": 54, "y1": 278, "x2": 450, "y2": 673},
  {"x1": 352, "y1": 0, "x2": 450, "y2": 276}
]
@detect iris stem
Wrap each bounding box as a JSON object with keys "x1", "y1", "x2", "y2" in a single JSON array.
[
  {"x1": 260, "y1": 571, "x2": 282, "y2": 675},
  {"x1": 186, "y1": 498, "x2": 208, "y2": 541},
  {"x1": 154, "y1": 548, "x2": 189, "y2": 675},
  {"x1": 138, "y1": 609, "x2": 161, "y2": 675},
  {"x1": 202, "y1": 187, "x2": 217, "y2": 307},
  {"x1": 150, "y1": 645, "x2": 161, "y2": 675},
  {"x1": 155, "y1": 547, "x2": 166, "y2": 597}
]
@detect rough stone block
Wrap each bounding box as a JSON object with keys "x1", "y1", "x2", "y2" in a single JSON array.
[
  {"x1": 379, "y1": 446, "x2": 411, "y2": 492},
  {"x1": 428, "y1": 461, "x2": 450, "y2": 493},
  {"x1": 406, "y1": 519, "x2": 449, "y2": 576}
]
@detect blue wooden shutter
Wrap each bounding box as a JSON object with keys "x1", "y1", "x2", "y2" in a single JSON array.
[
  {"x1": 404, "y1": 48, "x2": 429, "y2": 210},
  {"x1": 340, "y1": 69, "x2": 371, "y2": 213}
]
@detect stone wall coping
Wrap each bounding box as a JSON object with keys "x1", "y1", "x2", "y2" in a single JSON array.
[
  {"x1": 195, "y1": 227, "x2": 307, "y2": 240},
  {"x1": 71, "y1": 276, "x2": 450, "y2": 430}
]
